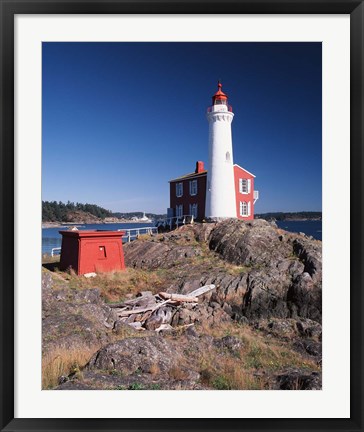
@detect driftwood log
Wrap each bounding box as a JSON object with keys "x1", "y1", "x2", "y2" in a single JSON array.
[
  {"x1": 109, "y1": 294, "x2": 156, "y2": 309},
  {"x1": 158, "y1": 292, "x2": 198, "y2": 303},
  {"x1": 112, "y1": 284, "x2": 216, "y2": 331},
  {"x1": 187, "y1": 284, "x2": 216, "y2": 297},
  {"x1": 117, "y1": 299, "x2": 171, "y2": 318}
]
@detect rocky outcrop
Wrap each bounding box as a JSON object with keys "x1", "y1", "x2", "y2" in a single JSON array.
[
  {"x1": 292, "y1": 238, "x2": 322, "y2": 282},
  {"x1": 208, "y1": 219, "x2": 321, "y2": 322},
  {"x1": 275, "y1": 369, "x2": 321, "y2": 390},
  {"x1": 124, "y1": 240, "x2": 202, "y2": 270},
  {"x1": 123, "y1": 219, "x2": 322, "y2": 323},
  {"x1": 43, "y1": 219, "x2": 322, "y2": 391},
  {"x1": 209, "y1": 219, "x2": 290, "y2": 267},
  {"x1": 42, "y1": 272, "x2": 117, "y2": 353},
  {"x1": 86, "y1": 336, "x2": 181, "y2": 375}
]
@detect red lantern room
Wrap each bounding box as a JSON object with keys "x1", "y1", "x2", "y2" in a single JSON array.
[
  {"x1": 212, "y1": 81, "x2": 228, "y2": 105},
  {"x1": 59, "y1": 230, "x2": 125, "y2": 275},
  {"x1": 209, "y1": 81, "x2": 232, "y2": 113}
]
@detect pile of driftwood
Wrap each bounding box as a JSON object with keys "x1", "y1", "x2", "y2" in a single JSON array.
[{"x1": 109, "y1": 284, "x2": 216, "y2": 332}]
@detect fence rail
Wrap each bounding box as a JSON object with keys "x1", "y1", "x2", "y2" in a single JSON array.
[
  {"x1": 118, "y1": 226, "x2": 159, "y2": 242},
  {"x1": 155, "y1": 214, "x2": 194, "y2": 230},
  {"x1": 51, "y1": 247, "x2": 61, "y2": 257}
]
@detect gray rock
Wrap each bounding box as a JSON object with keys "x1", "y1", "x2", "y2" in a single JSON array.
[
  {"x1": 292, "y1": 238, "x2": 322, "y2": 282},
  {"x1": 55, "y1": 380, "x2": 95, "y2": 390},
  {"x1": 209, "y1": 219, "x2": 289, "y2": 267},
  {"x1": 205, "y1": 220, "x2": 321, "y2": 323},
  {"x1": 42, "y1": 274, "x2": 117, "y2": 353},
  {"x1": 293, "y1": 340, "x2": 322, "y2": 358},
  {"x1": 287, "y1": 273, "x2": 321, "y2": 322},
  {"x1": 275, "y1": 369, "x2": 321, "y2": 390},
  {"x1": 214, "y1": 335, "x2": 244, "y2": 354},
  {"x1": 86, "y1": 336, "x2": 182, "y2": 375},
  {"x1": 124, "y1": 241, "x2": 201, "y2": 270}
]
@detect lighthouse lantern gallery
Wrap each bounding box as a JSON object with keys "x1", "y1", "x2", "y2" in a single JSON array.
[{"x1": 168, "y1": 82, "x2": 259, "y2": 222}]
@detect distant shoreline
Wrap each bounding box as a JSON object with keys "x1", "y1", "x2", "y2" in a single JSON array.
[
  {"x1": 42, "y1": 217, "x2": 321, "y2": 229},
  {"x1": 279, "y1": 218, "x2": 322, "y2": 222},
  {"x1": 42, "y1": 220, "x2": 154, "y2": 229}
]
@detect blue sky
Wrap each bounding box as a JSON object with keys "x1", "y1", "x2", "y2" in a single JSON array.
[{"x1": 42, "y1": 42, "x2": 322, "y2": 214}]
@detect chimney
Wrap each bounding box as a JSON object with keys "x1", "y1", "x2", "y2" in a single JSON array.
[{"x1": 195, "y1": 161, "x2": 204, "y2": 173}]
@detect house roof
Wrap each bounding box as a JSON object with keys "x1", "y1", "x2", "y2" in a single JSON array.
[
  {"x1": 169, "y1": 163, "x2": 255, "y2": 183},
  {"x1": 233, "y1": 163, "x2": 256, "y2": 178},
  {"x1": 169, "y1": 170, "x2": 207, "y2": 183}
]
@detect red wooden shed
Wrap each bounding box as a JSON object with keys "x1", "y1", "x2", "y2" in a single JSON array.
[{"x1": 59, "y1": 230, "x2": 125, "y2": 275}]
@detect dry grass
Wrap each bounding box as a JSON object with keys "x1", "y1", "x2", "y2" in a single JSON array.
[
  {"x1": 148, "y1": 363, "x2": 161, "y2": 376},
  {"x1": 197, "y1": 344, "x2": 265, "y2": 390},
  {"x1": 134, "y1": 233, "x2": 155, "y2": 242},
  {"x1": 198, "y1": 321, "x2": 318, "y2": 370},
  {"x1": 201, "y1": 357, "x2": 266, "y2": 390},
  {"x1": 42, "y1": 258, "x2": 168, "y2": 303},
  {"x1": 168, "y1": 365, "x2": 191, "y2": 381},
  {"x1": 86, "y1": 268, "x2": 165, "y2": 302},
  {"x1": 42, "y1": 343, "x2": 101, "y2": 389},
  {"x1": 42, "y1": 254, "x2": 61, "y2": 264},
  {"x1": 193, "y1": 320, "x2": 320, "y2": 390}
]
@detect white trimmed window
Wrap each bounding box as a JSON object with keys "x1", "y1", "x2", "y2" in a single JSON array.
[
  {"x1": 240, "y1": 201, "x2": 251, "y2": 217},
  {"x1": 189, "y1": 179, "x2": 198, "y2": 196},
  {"x1": 239, "y1": 178, "x2": 251, "y2": 194},
  {"x1": 176, "y1": 182, "x2": 183, "y2": 197},
  {"x1": 176, "y1": 204, "x2": 183, "y2": 218},
  {"x1": 189, "y1": 203, "x2": 198, "y2": 219}
]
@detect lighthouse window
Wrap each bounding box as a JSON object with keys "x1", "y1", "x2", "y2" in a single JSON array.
[
  {"x1": 240, "y1": 201, "x2": 251, "y2": 217},
  {"x1": 226, "y1": 152, "x2": 231, "y2": 162},
  {"x1": 239, "y1": 178, "x2": 251, "y2": 194},
  {"x1": 176, "y1": 182, "x2": 183, "y2": 197},
  {"x1": 189, "y1": 180, "x2": 198, "y2": 196}
]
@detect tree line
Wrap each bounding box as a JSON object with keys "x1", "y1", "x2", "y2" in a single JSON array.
[
  {"x1": 255, "y1": 211, "x2": 322, "y2": 221},
  {"x1": 42, "y1": 201, "x2": 112, "y2": 222}
]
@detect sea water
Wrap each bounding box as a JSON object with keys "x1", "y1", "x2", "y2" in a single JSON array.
[
  {"x1": 42, "y1": 220, "x2": 322, "y2": 255},
  {"x1": 275, "y1": 220, "x2": 322, "y2": 241},
  {"x1": 42, "y1": 222, "x2": 155, "y2": 255}
]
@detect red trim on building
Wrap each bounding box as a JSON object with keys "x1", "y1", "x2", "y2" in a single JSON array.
[{"x1": 233, "y1": 165, "x2": 255, "y2": 220}]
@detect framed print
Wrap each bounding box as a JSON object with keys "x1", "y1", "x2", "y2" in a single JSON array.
[{"x1": 1, "y1": 1, "x2": 363, "y2": 431}]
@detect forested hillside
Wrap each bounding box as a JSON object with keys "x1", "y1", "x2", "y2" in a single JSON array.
[
  {"x1": 42, "y1": 201, "x2": 112, "y2": 222},
  {"x1": 256, "y1": 211, "x2": 321, "y2": 221}
]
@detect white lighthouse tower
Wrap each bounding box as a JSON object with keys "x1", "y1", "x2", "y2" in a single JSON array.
[{"x1": 205, "y1": 82, "x2": 237, "y2": 220}]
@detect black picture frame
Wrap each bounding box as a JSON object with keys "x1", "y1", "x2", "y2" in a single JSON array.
[{"x1": 1, "y1": 1, "x2": 363, "y2": 431}]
